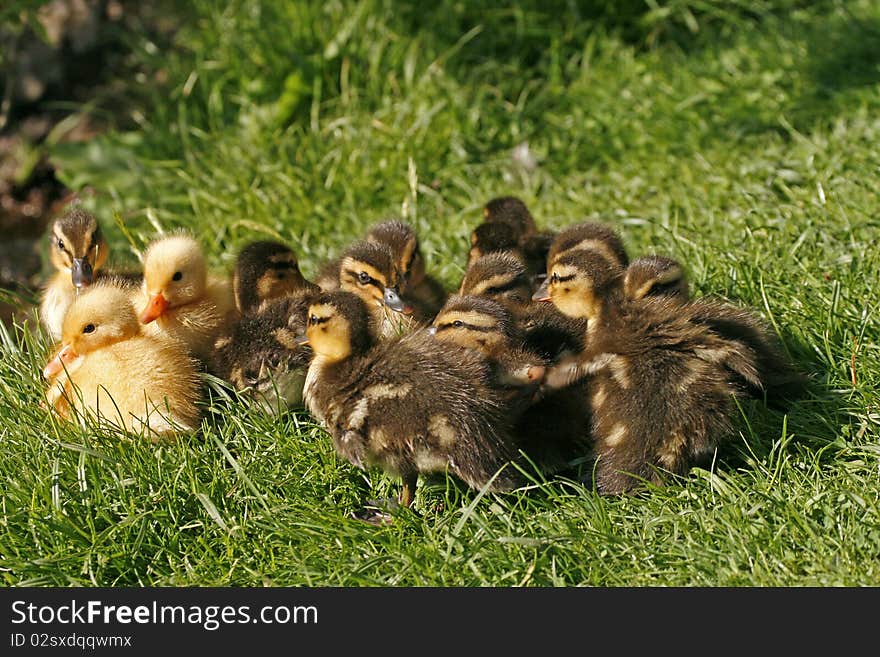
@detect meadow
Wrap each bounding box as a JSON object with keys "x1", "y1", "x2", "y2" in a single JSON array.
[{"x1": 1, "y1": 0, "x2": 878, "y2": 586}]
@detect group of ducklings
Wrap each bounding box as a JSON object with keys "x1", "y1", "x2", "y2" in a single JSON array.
[{"x1": 38, "y1": 198, "x2": 805, "y2": 516}]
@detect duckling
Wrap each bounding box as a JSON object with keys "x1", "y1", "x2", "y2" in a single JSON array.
[
  {"x1": 623, "y1": 254, "x2": 690, "y2": 302},
  {"x1": 429, "y1": 294, "x2": 545, "y2": 399},
  {"x1": 210, "y1": 242, "x2": 320, "y2": 412},
  {"x1": 39, "y1": 207, "x2": 141, "y2": 341},
  {"x1": 537, "y1": 249, "x2": 765, "y2": 494},
  {"x1": 43, "y1": 283, "x2": 202, "y2": 438},
  {"x1": 461, "y1": 250, "x2": 586, "y2": 362},
  {"x1": 482, "y1": 195, "x2": 538, "y2": 239},
  {"x1": 300, "y1": 290, "x2": 525, "y2": 513},
  {"x1": 459, "y1": 250, "x2": 534, "y2": 307},
  {"x1": 545, "y1": 220, "x2": 630, "y2": 271},
  {"x1": 429, "y1": 294, "x2": 593, "y2": 477},
  {"x1": 472, "y1": 196, "x2": 552, "y2": 284},
  {"x1": 622, "y1": 254, "x2": 804, "y2": 405},
  {"x1": 137, "y1": 233, "x2": 237, "y2": 363},
  {"x1": 366, "y1": 219, "x2": 447, "y2": 322},
  {"x1": 315, "y1": 239, "x2": 414, "y2": 338},
  {"x1": 232, "y1": 240, "x2": 319, "y2": 314}
]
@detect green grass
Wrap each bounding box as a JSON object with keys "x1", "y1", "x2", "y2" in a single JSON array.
[{"x1": 2, "y1": 0, "x2": 879, "y2": 586}]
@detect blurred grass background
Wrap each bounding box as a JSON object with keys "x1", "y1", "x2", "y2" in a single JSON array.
[{"x1": 0, "y1": 0, "x2": 878, "y2": 586}]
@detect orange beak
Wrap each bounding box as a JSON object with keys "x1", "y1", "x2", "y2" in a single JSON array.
[
  {"x1": 43, "y1": 344, "x2": 78, "y2": 379},
  {"x1": 140, "y1": 293, "x2": 168, "y2": 324}
]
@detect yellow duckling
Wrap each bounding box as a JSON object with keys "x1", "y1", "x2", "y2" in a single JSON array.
[
  {"x1": 137, "y1": 233, "x2": 237, "y2": 363},
  {"x1": 39, "y1": 207, "x2": 141, "y2": 341},
  {"x1": 43, "y1": 283, "x2": 202, "y2": 438}
]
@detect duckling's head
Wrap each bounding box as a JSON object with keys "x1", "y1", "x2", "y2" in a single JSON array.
[
  {"x1": 366, "y1": 220, "x2": 426, "y2": 289},
  {"x1": 48, "y1": 207, "x2": 109, "y2": 288},
  {"x1": 301, "y1": 291, "x2": 372, "y2": 363},
  {"x1": 459, "y1": 251, "x2": 533, "y2": 306},
  {"x1": 233, "y1": 240, "x2": 309, "y2": 314},
  {"x1": 140, "y1": 234, "x2": 207, "y2": 323},
  {"x1": 482, "y1": 196, "x2": 537, "y2": 239},
  {"x1": 623, "y1": 255, "x2": 690, "y2": 301},
  {"x1": 545, "y1": 221, "x2": 630, "y2": 273},
  {"x1": 337, "y1": 240, "x2": 410, "y2": 315},
  {"x1": 468, "y1": 222, "x2": 521, "y2": 267},
  {"x1": 535, "y1": 249, "x2": 624, "y2": 321},
  {"x1": 429, "y1": 294, "x2": 521, "y2": 354},
  {"x1": 43, "y1": 284, "x2": 140, "y2": 378}
]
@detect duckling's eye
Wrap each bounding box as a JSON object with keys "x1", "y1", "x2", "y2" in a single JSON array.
[
  {"x1": 550, "y1": 273, "x2": 559, "y2": 284},
  {"x1": 308, "y1": 314, "x2": 317, "y2": 325},
  {"x1": 452, "y1": 320, "x2": 464, "y2": 328},
  {"x1": 357, "y1": 271, "x2": 370, "y2": 284},
  {"x1": 172, "y1": 271, "x2": 183, "y2": 282},
  {"x1": 57, "y1": 239, "x2": 65, "y2": 251},
  {"x1": 82, "y1": 324, "x2": 96, "y2": 334}
]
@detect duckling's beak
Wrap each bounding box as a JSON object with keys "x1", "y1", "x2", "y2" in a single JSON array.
[
  {"x1": 426, "y1": 326, "x2": 437, "y2": 336},
  {"x1": 294, "y1": 332, "x2": 310, "y2": 346},
  {"x1": 383, "y1": 287, "x2": 413, "y2": 314},
  {"x1": 43, "y1": 344, "x2": 78, "y2": 379},
  {"x1": 139, "y1": 293, "x2": 169, "y2": 323},
  {"x1": 71, "y1": 258, "x2": 94, "y2": 288},
  {"x1": 532, "y1": 279, "x2": 551, "y2": 302}
]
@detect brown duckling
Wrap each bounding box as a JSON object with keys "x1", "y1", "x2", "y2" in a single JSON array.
[
  {"x1": 43, "y1": 283, "x2": 202, "y2": 438},
  {"x1": 429, "y1": 294, "x2": 593, "y2": 477},
  {"x1": 623, "y1": 254, "x2": 804, "y2": 405},
  {"x1": 537, "y1": 249, "x2": 765, "y2": 494},
  {"x1": 461, "y1": 250, "x2": 586, "y2": 363},
  {"x1": 482, "y1": 196, "x2": 538, "y2": 238},
  {"x1": 315, "y1": 239, "x2": 414, "y2": 338},
  {"x1": 137, "y1": 233, "x2": 238, "y2": 363},
  {"x1": 210, "y1": 242, "x2": 320, "y2": 412},
  {"x1": 472, "y1": 196, "x2": 552, "y2": 284},
  {"x1": 366, "y1": 219, "x2": 447, "y2": 322},
  {"x1": 232, "y1": 240, "x2": 319, "y2": 314},
  {"x1": 429, "y1": 294, "x2": 545, "y2": 397},
  {"x1": 545, "y1": 220, "x2": 630, "y2": 271},
  {"x1": 459, "y1": 250, "x2": 534, "y2": 307},
  {"x1": 300, "y1": 290, "x2": 525, "y2": 513},
  {"x1": 623, "y1": 254, "x2": 690, "y2": 301},
  {"x1": 39, "y1": 207, "x2": 141, "y2": 341}
]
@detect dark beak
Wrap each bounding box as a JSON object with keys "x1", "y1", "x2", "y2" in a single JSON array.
[
  {"x1": 71, "y1": 258, "x2": 94, "y2": 288},
  {"x1": 294, "y1": 332, "x2": 310, "y2": 346},
  {"x1": 531, "y1": 278, "x2": 551, "y2": 302},
  {"x1": 383, "y1": 287, "x2": 413, "y2": 314}
]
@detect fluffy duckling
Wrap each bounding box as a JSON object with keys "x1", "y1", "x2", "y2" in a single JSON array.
[
  {"x1": 301, "y1": 290, "x2": 525, "y2": 513},
  {"x1": 43, "y1": 283, "x2": 202, "y2": 438},
  {"x1": 315, "y1": 239, "x2": 414, "y2": 338},
  {"x1": 137, "y1": 234, "x2": 237, "y2": 363},
  {"x1": 366, "y1": 219, "x2": 447, "y2": 322},
  {"x1": 545, "y1": 220, "x2": 630, "y2": 271},
  {"x1": 482, "y1": 196, "x2": 538, "y2": 239},
  {"x1": 622, "y1": 254, "x2": 804, "y2": 405},
  {"x1": 537, "y1": 249, "x2": 765, "y2": 494},
  {"x1": 429, "y1": 294, "x2": 545, "y2": 399},
  {"x1": 210, "y1": 242, "x2": 320, "y2": 412},
  {"x1": 39, "y1": 207, "x2": 141, "y2": 341},
  {"x1": 459, "y1": 251, "x2": 534, "y2": 307},
  {"x1": 232, "y1": 240, "x2": 319, "y2": 314},
  {"x1": 429, "y1": 294, "x2": 593, "y2": 476},
  {"x1": 623, "y1": 254, "x2": 690, "y2": 302},
  {"x1": 471, "y1": 196, "x2": 552, "y2": 284},
  {"x1": 461, "y1": 250, "x2": 586, "y2": 363}
]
